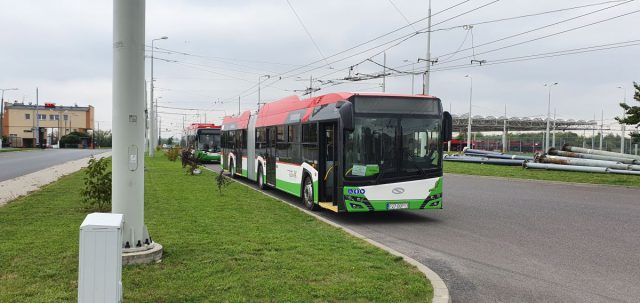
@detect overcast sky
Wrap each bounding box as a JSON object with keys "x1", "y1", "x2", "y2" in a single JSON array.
[{"x1": 1, "y1": 0, "x2": 638, "y2": 138}]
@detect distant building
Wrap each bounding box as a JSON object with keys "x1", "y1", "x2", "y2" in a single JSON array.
[{"x1": 2, "y1": 101, "x2": 94, "y2": 147}]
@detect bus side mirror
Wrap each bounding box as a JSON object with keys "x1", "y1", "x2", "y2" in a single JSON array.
[
  {"x1": 442, "y1": 111, "x2": 453, "y2": 142},
  {"x1": 336, "y1": 101, "x2": 354, "y2": 131}
]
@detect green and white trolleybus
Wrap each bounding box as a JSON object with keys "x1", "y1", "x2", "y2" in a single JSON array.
[
  {"x1": 183, "y1": 123, "x2": 222, "y2": 163},
  {"x1": 221, "y1": 92, "x2": 452, "y2": 212}
]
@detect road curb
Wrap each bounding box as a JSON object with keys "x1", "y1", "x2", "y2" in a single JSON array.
[{"x1": 204, "y1": 166, "x2": 451, "y2": 303}]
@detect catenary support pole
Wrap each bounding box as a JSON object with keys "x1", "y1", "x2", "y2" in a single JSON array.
[
  {"x1": 552, "y1": 108, "x2": 556, "y2": 148},
  {"x1": 544, "y1": 83, "x2": 557, "y2": 152},
  {"x1": 112, "y1": 0, "x2": 151, "y2": 248},
  {"x1": 599, "y1": 109, "x2": 604, "y2": 150},
  {"x1": 591, "y1": 113, "x2": 595, "y2": 149},
  {"x1": 465, "y1": 75, "x2": 472, "y2": 149},
  {"x1": 502, "y1": 105, "x2": 507, "y2": 153},
  {"x1": 619, "y1": 86, "x2": 626, "y2": 154},
  {"x1": 149, "y1": 44, "x2": 155, "y2": 157},
  {"x1": 423, "y1": 0, "x2": 432, "y2": 95},
  {"x1": 35, "y1": 88, "x2": 40, "y2": 147},
  {"x1": 382, "y1": 52, "x2": 386, "y2": 93}
]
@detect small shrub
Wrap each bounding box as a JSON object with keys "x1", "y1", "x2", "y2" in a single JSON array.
[
  {"x1": 180, "y1": 148, "x2": 200, "y2": 175},
  {"x1": 81, "y1": 156, "x2": 112, "y2": 212},
  {"x1": 166, "y1": 147, "x2": 180, "y2": 162},
  {"x1": 216, "y1": 169, "x2": 231, "y2": 194}
]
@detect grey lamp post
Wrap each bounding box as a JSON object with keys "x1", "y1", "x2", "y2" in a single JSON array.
[
  {"x1": 149, "y1": 35, "x2": 168, "y2": 157},
  {"x1": 1, "y1": 88, "x2": 18, "y2": 149}
]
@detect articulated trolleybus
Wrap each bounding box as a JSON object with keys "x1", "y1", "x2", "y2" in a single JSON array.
[
  {"x1": 183, "y1": 123, "x2": 222, "y2": 163},
  {"x1": 221, "y1": 92, "x2": 452, "y2": 212}
]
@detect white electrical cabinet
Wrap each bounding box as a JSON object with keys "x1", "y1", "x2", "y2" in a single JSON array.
[{"x1": 78, "y1": 213, "x2": 124, "y2": 303}]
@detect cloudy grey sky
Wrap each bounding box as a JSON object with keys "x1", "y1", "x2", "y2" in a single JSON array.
[{"x1": 1, "y1": 0, "x2": 638, "y2": 138}]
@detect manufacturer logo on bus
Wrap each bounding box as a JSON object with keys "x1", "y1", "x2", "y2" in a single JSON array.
[
  {"x1": 347, "y1": 188, "x2": 366, "y2": 195},
  {"x1": 391, "y1": 187, "x2": 405, "y2": 194}
]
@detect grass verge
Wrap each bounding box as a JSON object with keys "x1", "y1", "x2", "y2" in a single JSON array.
[
  {"x1": 444, "y1": 161, "x2": 640, "y2": 188},
  {"x1": 0, "y1": 148, "x2": 30, "y2": 153},
  {"x1": 0, "y1": 156, "x2": 433, "y2": 302}
]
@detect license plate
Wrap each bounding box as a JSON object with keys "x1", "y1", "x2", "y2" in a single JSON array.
[{"x1": 387, "y1": 203, "x2": 409, "y2": 210}]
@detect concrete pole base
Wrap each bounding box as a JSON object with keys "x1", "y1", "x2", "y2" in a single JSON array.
[{"x1": 122, "y1": 242, "x2": 163, "y2": 265}]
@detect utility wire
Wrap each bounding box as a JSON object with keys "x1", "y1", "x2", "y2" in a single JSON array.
[
  {"x1": 285, "y1": 0, "x2": 332, "y2": 68},
  {"x1": 432, "y1": 0, "x2": 629, "y2": 32},
  {"x1": 436, "y1": 0, "x2": 635, "y2": 65},
  {"x1": 387, "y1": 0, "x2": 419, "y2": 32}
]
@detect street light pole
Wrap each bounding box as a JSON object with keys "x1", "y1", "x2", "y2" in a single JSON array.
[
  {"x1": 544, "y1": 82, "x2": 558, "y2": 152},
  {"x1": 149, "y1": 35, "x2": 168, "y2": 157},
  {"x1": 465, "y1": 75, "x2": 472, "y2": 149},
  {"x1": 0, "y1": 88, "x2": 18, "y2": 149}
]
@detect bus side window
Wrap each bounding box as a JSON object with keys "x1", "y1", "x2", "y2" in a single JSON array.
[
  {"x1": 288, "y1": 124, "x2": 300, "y2": 163},
  {"x1": 301, "y1": 123, "x2": 318, "y2": 164}
]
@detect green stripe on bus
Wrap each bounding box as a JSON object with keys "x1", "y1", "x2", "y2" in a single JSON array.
[{"x1": 275, "y1": 178, "x2": 302, "y2": 197}]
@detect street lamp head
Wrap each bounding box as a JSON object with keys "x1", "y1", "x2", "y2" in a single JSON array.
[{"x1": 160, "y1": 36, "x2": 168, "y2": 40}]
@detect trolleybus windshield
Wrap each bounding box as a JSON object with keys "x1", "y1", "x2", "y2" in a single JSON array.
[
  {"x1": 345, "y1": 97, "x2": 441, "y2": 182},
  {"x1": 198, "y1": 129, "x2": 221, "y2": 152}
]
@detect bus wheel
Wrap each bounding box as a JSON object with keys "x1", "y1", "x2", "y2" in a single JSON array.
[
  {"x1": 230, "y1": 163, "x2": 236, "y2": 179},
  {"x1": 303, "y1": 176, "x2": 318, "y2": 211},
  {"x1": 257, "y1": 165, "x2": 266, "y2": 190}
]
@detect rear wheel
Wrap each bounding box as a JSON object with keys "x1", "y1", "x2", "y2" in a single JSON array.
[{"x1": 303, "y1": 176, "x2": 318, "y2": 211}]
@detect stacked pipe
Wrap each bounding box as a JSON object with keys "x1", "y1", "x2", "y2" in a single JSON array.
[
  {"x1": 443, "y1": 148, "x2": 531, "y2": 166},
  {"x1": 523, "y1": 145, "x2": 640, "y2": 176}
]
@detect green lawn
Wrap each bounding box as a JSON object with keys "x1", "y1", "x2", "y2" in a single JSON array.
[
  {"x1": 444, "y1": 161, "x2": 640, "y2": 188},
  {"x1": 0, "y1": 156, "x2": 432, "y2": 302}
]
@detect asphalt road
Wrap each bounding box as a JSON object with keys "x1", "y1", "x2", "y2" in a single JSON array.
[
  {"x1": 206, "y1": 163, "x2": 640, "y2": 303},
  {"x1": 0, "y1": 149, "x2": 109, "y2": 182}
]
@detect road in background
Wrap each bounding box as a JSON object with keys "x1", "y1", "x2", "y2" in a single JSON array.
[
  {"x1": 0, "y1": 149, "x2": 109, "y2": 182},
  {"x1": 207, "y1": 163, "x2": 640, "y2": 302}
]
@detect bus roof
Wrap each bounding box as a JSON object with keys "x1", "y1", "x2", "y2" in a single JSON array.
[
  {"x1": 221, "y1": 92, "x2": 438, "y2": 129},
  {"x1": 221, "y1": 110, "x2": 252, "y2": 130}
]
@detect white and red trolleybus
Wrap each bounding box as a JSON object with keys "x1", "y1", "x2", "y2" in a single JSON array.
[
  {"x1": 221, "y1": 92, "x2": 452, "y2": 212},
  {"x1": 182, "y1": 123, "x2": 222, "y2": 162}
]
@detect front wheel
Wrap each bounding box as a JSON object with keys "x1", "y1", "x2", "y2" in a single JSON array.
[
  {"x1": 257, "y1": 165, "x2": 267, "y2": 190},
  {"x1": 229, "y1": 163, "x2": 236, "y2": 179},
  {"x1": 302, "y1": 176, "x2": 318, "y2": 211}
]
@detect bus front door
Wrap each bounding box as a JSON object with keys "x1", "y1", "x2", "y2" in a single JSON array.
[
  {"x1": 266, "y1": 127, "x2": 277, "y2": 185},
  {"x1": 319, "y1": 122, "x2": 337, "y2": 203}
]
